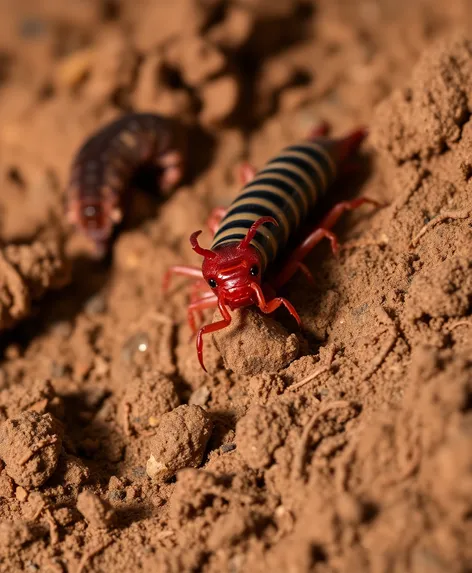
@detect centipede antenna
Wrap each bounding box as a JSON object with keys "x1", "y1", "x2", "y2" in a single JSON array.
[
  {"x1": 238, "y1": 216, "x2": 278, "y2": 250},
  {"x1": 190, "y1": 230, "x2": 216, "y2": 259}
]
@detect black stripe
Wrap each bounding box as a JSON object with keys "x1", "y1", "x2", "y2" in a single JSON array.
[
  {"x1": 227, "y1": 189, "x2": 299, "y2": 228},
  {"x1": 267, "y1": 153, "x2": 328, "y2": 197},
  {"x1": 285, "y1": 144, "x2": 336, "y2": 179},
  {"x1": 257, "y1": 166, "x2": 319, "y2": 209},
  {"x1": 223, "y1": 199, "x2": 295, "y2": 232},
  {"x1": 244, "y1": 176, "x2": 307, "y2": 217},
  {"x1": 213, "y1": 219, "x2": 278, "y2": 260}
]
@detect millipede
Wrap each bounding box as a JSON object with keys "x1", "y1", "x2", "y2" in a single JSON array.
[
  {"x1": 66, "y1": 113, "x2": 184, "y2": 257},
  {"x1": 164, "y1": 122, "x2": 380, "y2": 371}
]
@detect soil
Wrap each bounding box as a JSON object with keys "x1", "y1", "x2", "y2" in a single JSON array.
[{"x1": 0, "y1": 1, "x2": 471, "y2": 572}]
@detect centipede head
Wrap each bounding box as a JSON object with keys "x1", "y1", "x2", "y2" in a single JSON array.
[
  {"x1": 190, "y1": 217, "x2": 277, "y2": 309},
  {"x1": 66, "y1": 196, "x2": 116, "y2": 258}
]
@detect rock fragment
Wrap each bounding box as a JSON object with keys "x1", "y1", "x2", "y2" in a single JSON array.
[
  {"x1": 146, "y1": 405, "x2": 213, "y2": 482},
  {"x1": 0, "y1": 411, "x2": 63, "y2": 488}
]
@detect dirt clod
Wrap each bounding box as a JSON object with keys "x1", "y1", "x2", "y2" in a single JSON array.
[
  {"x1": 0, "y1": 411, "x2": 63, "y2": 488},
  {"x1": 120, "y1": 370, "x2": 180, "y2": 433},
  {"x1": 146, "y1": 405, "x2": 213, "y2": 482},
  {"x1": 212, "y1": 307, "x2": 300, "y2": 376},
  {"x1": 76, "y1": 490, "x2": 116, "y2": 530}
]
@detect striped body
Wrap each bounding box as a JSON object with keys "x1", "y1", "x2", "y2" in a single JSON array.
[
  {"x1": 68, "y1": 113, "x2": 180, "y2": 206},
  {"x1": 211, "y1": 139, "x2": 338, "y2": 270},
  {"x1": 66, "y1": 112, "x2": 183, "y2": 256}
]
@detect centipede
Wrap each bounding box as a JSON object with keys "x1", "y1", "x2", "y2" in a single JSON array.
[
  {"x1": 66, "y1": 113, "x2": 184, "y2": 257},
  {"x1": 164, "y1": 122, "x2": 380, "y2": 371}
]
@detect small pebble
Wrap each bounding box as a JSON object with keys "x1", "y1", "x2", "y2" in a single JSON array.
[
  {"x1": 77, "y1": 490, "x2": 115, "y2": 530},
  {"x1": 189, "y1": 386, "x2": 211, "y2": 407},
  {"x1": 221, "y1": 443, "x2": 236, "y2": 453},
  {"x1": 121, "y1": 332, "x2": 150, "y2": 364},
  {"x1": 84, "y1": 294, "x2": 107, "y2": 315},
  {"x1": 15, "y1": 486, "x2": 28, "y2": 502}
]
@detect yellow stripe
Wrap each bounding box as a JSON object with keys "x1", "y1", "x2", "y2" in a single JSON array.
[
  {"x1": 234, "y1": 184, "x2": 301, "y2": 227},
  {"x1": 259, "y1": 160, "x2": 320, "y2": 204},
  {"x1": 251, "y1": 171, "x2": 309, "y2": 215},
  {"x1": 221, "y1": 199, "x2": 290, "y2": 242},
  {"x1": 306, "y1": 142, "x2": 337, "y2": 176},
  {"x1": 278, "y1": 149, "x2": 329, "y2": 189}
]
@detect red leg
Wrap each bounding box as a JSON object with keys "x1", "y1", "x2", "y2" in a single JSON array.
[
  {"x1": 273, "y1": 198, "x2": 380, "y2": 290},
  {"x1": 250, "y1": 283, "x2": 302, "y2": 327},
  {"x1": 188, "y1": 292, "x2": 218, "y2": 336},
  {"x1": 196, "y1": 299, "x2": 231, "y2": 372},
  {"x1": 307, "y1": 120, "x2": 330, "y2": 140},
  {"x1": 157, "y1": 151, "x2": 184, "y2": 191},
  {"x1": 207, "y1": 207, "x2": 227, "y2": 236},
  {"x1": 239, "y1": 162, "x2": 257, "y2": 185},
  {"x1": 189, "y1": 279, "x2": 213, "y2": 327},
  {"x1": 162, "y1": 265, "x2": 203, "y2": 292},
  {"x1": 319, "y1": 197, "x2": 380, "y2": 229}
]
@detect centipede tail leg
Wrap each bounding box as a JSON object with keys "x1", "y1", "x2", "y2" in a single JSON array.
[
  {"x1": 196, "y1": 300, "x2": 232, "y2": 372},
  {"x1": 162, "y1": 265, "x2": 203, "y2": 292},
  {"x1": 273, "y1": 198, "x2": 381, "y2": 290}
]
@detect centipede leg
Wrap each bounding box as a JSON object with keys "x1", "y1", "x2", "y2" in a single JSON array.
[
  {"x1": 162, "y1": 265, "x2": 203, "y2": 292},
  {"x1": 157, "y1": 151, "x2": 184, "y2": 192},
  {"x1": 307, "y1": 121, "x2": 330, "y2": 140},
  {"x1": 189, "y1": 281, "x2": 214, "y2": 328},
  {"x1": 239, "y1": 162, "x2": 257, "y2": 185},
  {"x1": 196, "y1": 300, "x2": 231, "y2": 371},
  {"x1": 207, "y1": 207, "x2": 227, "y2": 236},
  {"x1": 273, "y1": 198, "x2": 380, "y2": 289},
  {"x1": 251, "y1": 283, "x2": 302, "y2": 327},
  {"x1": 188, "y1": 292, "x2": 218, "y2": 336}
]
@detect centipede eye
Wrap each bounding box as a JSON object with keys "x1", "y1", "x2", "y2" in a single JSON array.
[
  {"x1": 208, "y1": 278, "x2": 217, "y2": 288},
  {"x1": 249, "y1": 265, "x2": 259, "y2": 277}
]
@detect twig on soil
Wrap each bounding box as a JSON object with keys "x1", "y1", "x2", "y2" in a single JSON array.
[
  {"x1": 410, "y1": 207, "x2": 472, "y2": 247},
  {"x1": 362, "y1": 308, "x2": 398, "y2": 382},
  {"x1": 77, "y1": 538, "x2": 113, "y2": 573},
  {"x1": 342, "y1": 234, "x2": 389, "y2": 251},
  {"x1": 122, "y1": 401, "x2": 133, "y2": 437},
  {"x1": 288, "y1": 345, "x2": 336, "y2": 392},
  {"x1": 19, "y1": 435, "x2": 59, "y2": 465},
  {"x1": 448, "y1": 319, "x2": 472, "y2": 331},
  {"x1": 294, "y1": 400, "x2": 351, "y2": 481},
  {"x1": 288, "y1": 366, "x2": 330, "y2": 391},
  {"x1": 45, "y1": 508, "x2": 59, "y2": 546}
]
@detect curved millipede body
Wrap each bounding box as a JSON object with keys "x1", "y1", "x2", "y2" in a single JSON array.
[
  {"x1": 66, "y1": 112, "x2": 184, "y2": 257},
  {"x1": 164, "y1": 124, "x2": 380, "y2": 371}
]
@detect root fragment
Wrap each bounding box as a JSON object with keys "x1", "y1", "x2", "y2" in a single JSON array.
[
  {"x1": 294, "y1": 400, "x2": 351, "y2": 481},
  {"x1": 288, "y1": 345, "x2": 336, "y2": 391},
  {"x1": 77, "y1": 538, "x2": 113, "y2": 573},
  {"x1": 410, "y1": 207, "x2": 471, "y2": 247},
  {"x1": 362, "y1": 308, "x2": 398, "y2": 382},
  {"x1": 19, "y1": 435, "x2": 59, "y2": 466}
]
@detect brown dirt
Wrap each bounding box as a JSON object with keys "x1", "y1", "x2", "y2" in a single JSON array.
[{"x1": 0, "y1": 1, "x2": 471, "y2": 572}]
